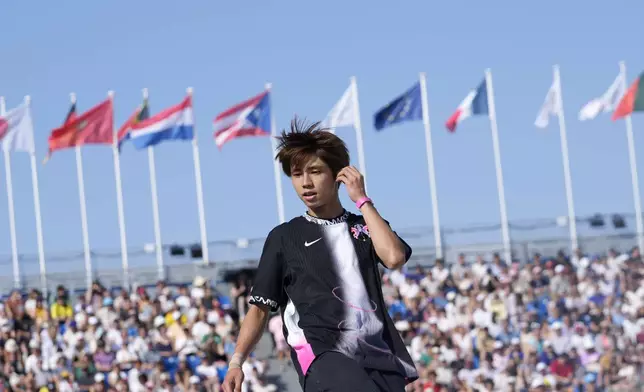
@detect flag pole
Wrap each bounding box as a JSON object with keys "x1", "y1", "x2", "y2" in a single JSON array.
[
  {"x1": 72, "y1": 93, "x2": 93, "y2": 289},
  {"x1": 109, "y1": 91, "x2": 130, "y2": 288},
  {"x1": 418, "y1": 72, "x2": 443, "y2": 258},
  {"x1": 350, "y1": 77, "x2": 368, "y2": 194},
  {"x1": 620, "y1": 61, "x2": 644, "y2": 252},
  {"x1": 484, "y1": 69, "x2": 512, "y2": 264},
  {"x1": 553, "y1": 65, "x2": 578, "y2": 252},
  {"x1": 25, "y1": 96, "x2": 47, "y2": 295},
  {"x1": 266, "y1": 83, "x2": 286, "y2": 224},
  {"x1": 143, "y1": 88, "x2": 164, "y2": 279},
  {"x1": 187, "y1": 87, "x2": 210, "y2": 264},
  {"x1": 0, "y1": 97, "x2": 20, "y2": 289}
]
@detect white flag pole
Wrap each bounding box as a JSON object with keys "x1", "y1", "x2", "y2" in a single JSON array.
[
  {"x1": 619, "y1": 61, "x2": 644, "y2": 252},
  {"x1": 25, "y1": 96, "x2": 47, "y2": 294},
  {"x1": 350, "y1": 77, "x2": 368, "y2": 195},
  {"x1": 553, "y1": 65, "x2": 578, "y2": 252},
  {"x1": 71, "y1": 93, "x2": 93, "y2": 289},
  {"x1": 143, "y1": 88, "x2": 164, "y2": 279},
  {"x1": 266, "y1": 83, "x2": 286, "y2": 224},
  {"x1": 187, "y1": 87, "x2": 210, "y2": 264},
  {"x1": 109, "y1": 91, "x2": 130, "y2": 288},
  {"x1": 0, "y1": 97, "x2": 20, "y2": 289},
  {"x1": 484, "y1": 69, "x2": 512, "y2": 264},
  {"x1": 418, "y1": 73, "x2": 443, "y2": 258}
]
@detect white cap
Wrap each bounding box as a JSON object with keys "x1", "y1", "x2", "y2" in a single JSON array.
[
  {"x1": 154, "y1": 315, "x2": 165, "y2": 328},
  {"x1": 4, "y1": 339, "x2": 17, "y2": 352},
  {"x1": 193, "y1": 276, "x2": 206, "y2": 287}
]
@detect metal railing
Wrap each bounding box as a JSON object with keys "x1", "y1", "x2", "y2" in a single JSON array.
[{"x1": 0, "y1": 230, "x2": 638, "y2": 296}]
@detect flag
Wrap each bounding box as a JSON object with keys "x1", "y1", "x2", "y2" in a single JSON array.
[
  {"x1": 613, "y1": 71, "x2": 644, "y2": 120},
  {"x1": 47, "y1": 99, "x2": 113, "y2": 158},
  {"x1": 213, "y1": 90, "x2": 270, "y2": 149},
  {"x1": 63, "y1": 102, "x2": 77, "y2": 124},
  {"x1": 322, "y1": 84, "x2": 355, "y2": 129},
  {"x1": 579, "y1": 73, "x2": 624, "y2": 121},
  {"x1": 445, "y1": 79, "x2": 488, "y2": 132},
  {"x1": 373, "y1": 82, "x2": 422, "y2": 131},
  {"x1": 535, "y1": 80, "x2": 560, "y2": 128},
  {"x1": 0, "y1": 102, "x2": 35, "y2": 153},
  {"x1": 116, "y1": 98, "x2": 150, "y2": 149},
  {"x1": 127, "y1": 96, "x2": 193, "y2": 150}
]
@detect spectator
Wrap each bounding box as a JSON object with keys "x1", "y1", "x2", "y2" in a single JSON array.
[
  {"x1": 388, "y1": 248, "x2": 644, "y2": 391},
  {"x1": 0, "y1": 276, "x2": 266, "y2": 391},
  {"x1": 1, "y1": 245, "x2": 643, "y2": 391}
]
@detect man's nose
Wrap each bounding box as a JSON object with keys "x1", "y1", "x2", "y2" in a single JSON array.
[{"x1": 302, "y1": 173, "x2": 313, "y2": 187}]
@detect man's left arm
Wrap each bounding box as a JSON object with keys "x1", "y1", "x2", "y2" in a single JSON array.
[
  {"x1": 360, "y1": 202, "x2": 411, "y2": 269},
  {"x1": 337, "y1": 166, "x2": 411, "y2": 270}
]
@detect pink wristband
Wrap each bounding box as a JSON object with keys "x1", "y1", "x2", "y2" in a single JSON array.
[{"x1": 356, "y1": 197, "x2": 372, "y2": 209}]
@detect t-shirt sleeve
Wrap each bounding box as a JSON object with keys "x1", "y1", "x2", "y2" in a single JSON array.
[
  {"x1": 371, "y1": 220, "x2": 412, "y2": 268},
  {"x1": 248, "y1": 227, "x2": 286, "y2": 312}
]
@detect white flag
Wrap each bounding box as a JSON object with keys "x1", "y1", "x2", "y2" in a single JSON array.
[
  {"x1": 578, "y1": 73, "x2": 624, "y2": 121},
  {"x1": 535, "y1": 81, "x2": 560, "y2": 129},
  {"x1": 0, "y1": 103, "x2": 35, "y2": 153},
  {"x1": 322, "y1": 84, "x2": 355, "y2": 130}
]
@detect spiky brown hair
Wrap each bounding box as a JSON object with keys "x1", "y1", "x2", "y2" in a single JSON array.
[{"x1": 275, "y1": 117, "x2": 350, "y2": 177}]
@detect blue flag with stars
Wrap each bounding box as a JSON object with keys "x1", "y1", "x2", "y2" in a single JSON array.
[{"x1": 373, "y1": 82, "x2": 423, "y2": 131}]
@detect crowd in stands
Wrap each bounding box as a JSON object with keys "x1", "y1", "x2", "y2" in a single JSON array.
[
  {"x1": 387, "y1": 248, "x2": 644, "y2": 392},
  {"x1": 0, "y1": 274, "x2": 279, "y2": 392},
  {"x1": 0, "y1": 246, "x2": 643, "y2": 391}
]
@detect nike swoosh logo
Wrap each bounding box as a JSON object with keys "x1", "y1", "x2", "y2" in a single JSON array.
[{"x1": 304, "y1": 238, "x2": 322, "y2": 247}]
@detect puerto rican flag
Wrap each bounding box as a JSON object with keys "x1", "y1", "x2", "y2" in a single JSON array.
[
  {"x1": 127, "y1": 96, "x2": 194, "y2": 150},
  {"x1": 445, "y1": 79, "x2": 489, "y2": 132},
  {"x1": 213, "y1": 90, "x2": 270, "y2": 149}
]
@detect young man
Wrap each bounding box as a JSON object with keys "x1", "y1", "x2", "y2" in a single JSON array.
[{"x1": 223, "y1": 119, "x2": 418, "y2": 392}]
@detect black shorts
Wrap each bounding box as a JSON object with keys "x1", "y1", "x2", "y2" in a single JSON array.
[{"x1": 304, "y1": 352, "x2": 406, "y2": 392}]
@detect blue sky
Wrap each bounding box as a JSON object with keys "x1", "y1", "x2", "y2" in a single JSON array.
[{"x1": 0, "y1": 1, "x2": 642, "y2": 275}]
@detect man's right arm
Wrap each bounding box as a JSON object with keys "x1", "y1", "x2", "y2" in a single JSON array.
[
  {"x1": 229, "y1": 226, "x2": 286, "y2": 368},
  {"x1": 229, "y1": 305, "x2": 271, "y2": 366}
]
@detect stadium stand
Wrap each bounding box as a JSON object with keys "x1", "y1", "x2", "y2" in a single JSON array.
[{"x1": 0, "y1": 242, "x2": 642, "y2": 391}]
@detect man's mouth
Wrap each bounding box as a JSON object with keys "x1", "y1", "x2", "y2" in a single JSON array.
[{"x1": 302, "y1": 191, "x2": 317, "y2": 201}]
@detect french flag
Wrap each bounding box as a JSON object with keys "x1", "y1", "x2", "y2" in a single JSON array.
[
  {"x1": 129, "y1": 96, "x2": 194, "y2": 149},
  {"x1": 213, "y1": 90, "x2": 271, "y2": 149},
  {"x1": 445, "y1": 79, "x2": 489, "y2": 132}
]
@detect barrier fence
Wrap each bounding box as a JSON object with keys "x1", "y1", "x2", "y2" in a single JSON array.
[{"x1": 0, "y1": 230, "x2": 638, "y2": 296}]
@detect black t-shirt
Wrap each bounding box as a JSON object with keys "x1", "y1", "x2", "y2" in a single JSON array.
[{"x1": 249, "y1": 210, "x2": 418, "y2": 387}]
